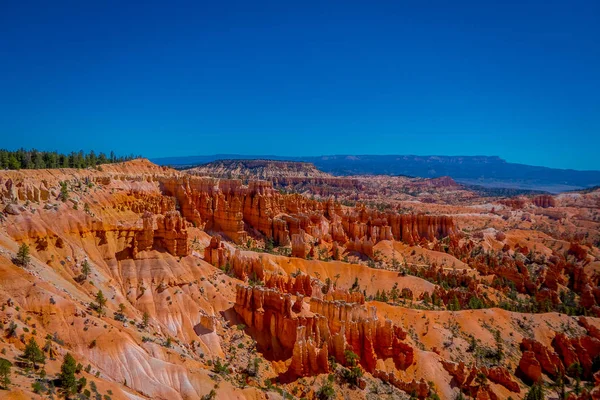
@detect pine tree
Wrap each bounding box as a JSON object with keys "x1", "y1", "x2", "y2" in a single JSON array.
[
  {"x1": 59, "y1": 353, "x2": 78, "y2": 397},
  {"x1": 94, "y1": 290, "x2": 107, "y2": 314},
  {"x1": 524, "y1": 382, "x2": 544, "y2": 400},
  {"x1": 469, "y1": 296, "x2": 483, "y2": 309},
  {"x1": 77, "y1": 376, "x2": 87, "y2": 393},
  {"x1": 15, "y1": 243, "x2": 30, "y2": 267},
  {"x1": 341, "y1": 350, "x2": 363, "y2": 386},
  {"x1": 0, "y1": 358, "x2": 11, "y2": 389},
  {"x1": 494, "y1": 329, "x2": 504, "y2": 362},
  {"x1": 380, "y1": 289, "x2": 389, "y2": 302},
  {"x1": 423, "y1": 292, "x2": 431, "y2": 305},
  {"x1": 81, "y1": 260, "x2": 91, "y2": 279},
  {"x1": 142, "y1": 311, "x2": 150, "y2": 329},
  {"x1": 33, "y1": 152, "x2": 45, "y2": 169},
  {"x1": 390, "y1": 283, "x2": 399, "y2": 303},
  {"x1": 265, "y1": 237, "x2": 274, "y2": 252},
  {"x1": 60, "y1": 181, "x2": 69, "y2": 202},
  {"x1": 22, "y1": 337, "x2": 45, "y2": 369},
  {"x1": 449, "y1": 295, "x2": 461, "y2": 311}
]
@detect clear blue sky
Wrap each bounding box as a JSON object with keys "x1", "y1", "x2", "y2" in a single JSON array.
[{"x1": 1, "y1": 0, "x2": 599, "y2": 170}]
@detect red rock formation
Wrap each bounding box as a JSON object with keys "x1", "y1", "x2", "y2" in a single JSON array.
[
  {"x1": 373, "y1": 370, "x2": 430, "y2": 399},
  {"x1": 567, "y1": 264, "x2": 590, "y2": 294},
  {"x1": 578, "y1": 317, "x2": 600, "y2": 341},
  {"x1": 230, "y1": 250, "x2": 265, "y2": 282},
  {"x1": 203, "y1": 236, "x2": 230, "y2": 268},
  {"x1": 533, "y1": 195, "x2": 556, "y2": 208},
  {"x1": 443, "y1": 361, "x2": 520, "y2": 396},
  {"x1": 552, "y1": 333, "x2": 600, "y2": 379},
  {"x1": 535, "y1": 288, "x2": 560, "y2": 307},
  {"x1": 126, "y1": 191, "x2": 176, "y2": 214},
  {"x1": 486, "y1": 366, "x2": 520, "y2": 393},
  {"x1": 322, "y1": 290, "x2": 365, "y2": 304},
  {"x1": 234, "y1": 284, "x2": 413, "y2": 377},
  {"x1": 498, "y1": 197, "x2": 527, "y2": 209},
  {"x1": 520, "y1": 338, "x2": 564, "y2": 378},
  {"x1": 345, "y1": 236, "x2": 375, "y2": 257},
  {"x1": 519, "y1": 351, "x2": 542, "y2": 382},
  {"x1": 289, "y1": 325, "x2": 329, "y2": 377},
  {"x1": 159, "y1": 175, "x2": 455, "y2": 253},
  {"x1": 273, "y1": 217, "x2": 291, "y2": 246},
  {"x1": 443, "y1": 360, "x2": 469, "y2": 386},
  {"x1": 154, "y1": 211, "x2": 188, "y2": 256},
  {"x1": 568, "y1": 242, "x2": 588, "y2": 261},
  {"x1": 129, "y1": 211, "x2": 189, "y2": 258},
  {"x1": 580, "y1": 284, "x2": 598, "y2": 309},
  {"x1": 265, "y1": 273, "x2": 313, "y2": 297},
  {"x1": 291, "y1": 230, "x2": 311, "y2": 259},
  {"x1": 543, "y1": 261, "x2": 567, "y2": 291}
]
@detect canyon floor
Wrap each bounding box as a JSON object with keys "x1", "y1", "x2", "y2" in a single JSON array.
[{"x1": 0, "y1": 159, "x2": 599, "y2": 399}]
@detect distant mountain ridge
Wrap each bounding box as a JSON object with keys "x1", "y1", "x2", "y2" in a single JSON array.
[{"x1": 151, "y1": 154, "x2": 600, "y2": 193}]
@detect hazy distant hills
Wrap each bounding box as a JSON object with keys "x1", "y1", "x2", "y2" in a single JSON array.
[{"x1": 151, "y1": 154, "x2": 600, "y2": 193}]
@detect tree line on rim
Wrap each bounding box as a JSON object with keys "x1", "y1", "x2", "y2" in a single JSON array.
[{"x1": 0, "y1": 148, "x2": 140, "y2": 170}]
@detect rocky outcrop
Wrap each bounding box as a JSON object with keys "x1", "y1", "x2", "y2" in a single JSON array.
[
  {"x1": 154, "y1": 211, "x2": 188, "y2": 256},
  {"x1": 568, "y1": 243, "x2": 588, "y2": 262},
  {"x1": 442, "y1": 361, "x2": 519, "y2": 398},
  {"x1": 273, "y1": 217, "x2": 291, "y2": 246},
  {"x1": 203, "y1": 236, "x2": 230, "y2": 268},
  {"x1": 132, "y1": 211, "x2": 189, "y2": 258},
  {"x1": 517, "y1": 331, "x2": 600, "y2": 382},
  {"x1": 520, "y1": 338, "x2": 564, "y2": 379},
  {"x1": 487, "y1": 366, "x2": 520, "y2": 393},
  {"x1": 234, "y1": 284, "x2": 413, "y2": 377},
  {"x1": 345, "y1": 236, "x2": 375, "y2": 258},
  {"x1": 373, "y1": 370, "x2": 430, "y2": 399},
  {"x1": 0, "y1": 165, "x2": 191, "y2": 260},
  {"x1": 533, "y1": 195, "x2": 556, "y2": 208},
  {"x1": 519, "y1": 351, "x2": 542, "y2": 383},
  {"x1": 229, "y1": 250, "x2": 265, "y2": 282},
  {"x1": 0, "y1": 177, "x2": 50, "y2": 203},
  {"x1": 289, "y1": 325, "x2": 330, "y2": 376},
  {"x1": 578, "y1": 317, "x2": 600, "y2": 340},
  {"x1": 518, "y1": 333, "x2": 600, "y2": 382},
  {"x1": 498, "y1": 197, "x2": 527, "y2": 209},
  {"x1": 234, "y1": 284, "x2": 309, "y2": 360},
  {"x1": 291, "y1": 230, "x2": 311, "y2": 259},
  {"x1": 552, "y1": 333, "x2": 600, "y2": 379},
  {"x1": 265, "y1": 273, "x2": 313, "y2": 297},
  {"x1": 3, "y1": 203, "x2": 23, "y2": 215}
]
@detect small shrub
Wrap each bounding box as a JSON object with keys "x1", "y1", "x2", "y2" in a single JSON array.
[
  {"x1": 316, "y1": 379, "x2": 335, "y2": 399},
  {"x1": 212, "y1": 358, "x2": 228, "y2": 375}
]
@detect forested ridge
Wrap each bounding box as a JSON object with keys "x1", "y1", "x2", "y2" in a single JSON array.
[{"x1": 0, "y1": 149, "x2": 139, "y2": 170}]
